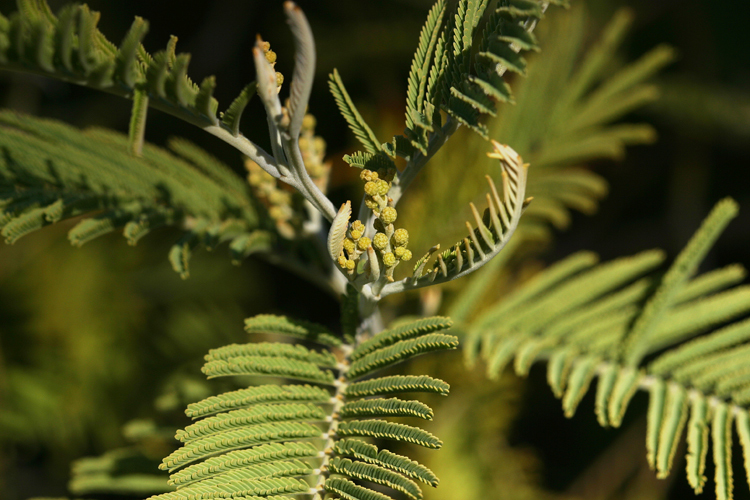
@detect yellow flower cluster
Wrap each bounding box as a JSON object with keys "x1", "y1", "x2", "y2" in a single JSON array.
[{"x1": 246, "y1": 160, "x2": 298, "y2": 239}]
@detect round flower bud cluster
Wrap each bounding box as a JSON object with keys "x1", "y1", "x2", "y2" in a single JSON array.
[
  {"x1": 339, "y1": 219, "x2": 369, "y2": 274},
  {"x1": 260, "y1": 41, "x2": 284, "y2": 92},
  {"x1": 298, "y1": 113, "x2": 331, "y2": 193},
  {"x1": 246, "y1": 158, "x2": 297, "y2": 239},
  {"x1": 361, "y1": 168, "x2": 396, "y2": 214}
]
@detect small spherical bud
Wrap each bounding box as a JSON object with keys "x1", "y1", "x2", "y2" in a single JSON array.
[
  {"x1": 260, "y1": 41, "x2": 271, "y2": 52},
  {"x1": 350, "y1": 229, "x2": 362, "y2": 240},
  {"x1": 392, "y1": 228, "x2": 409, "y2": 246},
  {"x1": 364, "y1": 198, "x2": 379, "y2": 211},
  {"x1": 394, "y1": 246, "x2": 406, "y2": 258},
  {"x1": 345, "y1": 259, "x2": 356, "y2": 270},
  {"x1": 370, "y1": 171, "x2": 379, "y2": 181},
  {"x1": 343, "y1": 239, "x2": 356, "y2": 254},
  {"x1": 372, "y1": 232, "x2": 388, "y2": 250},
  {"x1": 337, "y1": 255, "x2": 347, "y2": 268},
  {"x1": 357, "y1": 237, "x2": 371, "y2": 251},
  {"x1": 364, "y1": 181, "x2": 379, "y2": 196},
  {"x1": 302, "y1": 114, "x2": 316, "y2": 130},
  {"x1": 360, "y1": 169, "x2": 373, "y2": 182},
  {"x1": 313, "y1": 137, "x2": 326, "y2": 154},
  {"x1": 380, "y1": 207, "x2": 397, "y2": 225},
  {"x1": 265, "y1": 50, "x2": 277, "y2": 64},
  {"x1": 382, "y1": 252, "x2": 396, "y2": 267},
  {"x1": 275, "y1": 72, "x2": 284, "y2": 86},
  {"x1": 268, "y1": 206, "x2": 286, "y2": 220},
  {"x1": 375, "y1": 179, "x2": 390, "y2": 196},
  {"x1": 351, "y1": 220, "x2": 365, "y2": 232},
  {"x1": 401, "y1": 249, "x2": 413, "y2": 261}
]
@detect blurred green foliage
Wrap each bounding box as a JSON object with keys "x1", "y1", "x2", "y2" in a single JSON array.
[{"x1": 1, "y1": 1, "x2": 749, "y2": 500}]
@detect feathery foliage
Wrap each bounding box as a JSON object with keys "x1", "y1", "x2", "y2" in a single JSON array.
[
  {"x1": 465, "y1": 198, "x2": 750, "y2": 500},
  {"x1": 0, "y1": 111, "x2": 269, "y2": 278},
  {"x1": 147, "y1": 313, "x2": 456, "y2": 500}
]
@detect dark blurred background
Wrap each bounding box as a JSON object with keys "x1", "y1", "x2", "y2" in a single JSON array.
[{"x1": 1, "y1": 1, "x2": 749, "y2": 499}]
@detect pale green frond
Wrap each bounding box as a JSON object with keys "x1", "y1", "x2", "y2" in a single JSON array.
[
  {"x1": 344, "y1": 375, "x2": 450, "y2": 398},
  {"x1": 325, "y1": 477, "x2": 391, "y2": 500},
  {"x1": 185, "y1": 385, "x2": 332, "y2": 419},
  {"x1": 339, "y1": 398, "x2": 434, "y2": 420},
  {"x1": 332, "y1": 439, "x2": 439, "y2": 487},
  {"x1": 712, "y1": 403, "x2": 734, "y2": 500},
  {"x1": 167, "y1": 442, "x2": 321, "y2": 487},
  {"x1": 623, "y1": 198, "x2": 739, "y2": 366},
  {"x1": 686, "y1": 396, "x2": 711, "y2": 493},
  {"x1": 149, "y1": 476, "x2": 308, "y2": 500},
  {"x1": 0, "y1": 0, "x2": 279, "y2": 172},
  {"x1": 201, "y1": 354, "x2": 336, "y2": 384},
  {"x1": 0, "y1": 111, "x2": 260, "y2": 274},
  {"x1": 467, "y1": 198, "x2": 750, "y2": 498},
  {"x1": 205, "y1": 342, "x2": 338, "y2": 368},
  {"x1": 176, "y1": 404, "x2": 326, "y2": 443},
  {"x1": 329, "y1": 457, "x2": 423, "y2": 500},
  {"x1": 328, "y1": 68, "x2": 385, "y2": 156},
  {"x1": 347, "y1": 333, "x2": 459, "y2": 379},
  {"x1": 351, "y1": 317, "x2": 453, "y2": 361},
  {"x1": 160, "y1": 421, "x2": 323, "y2": 471},
  {"x1": 244, "y1": 314, "x2": 343, "y2": 347},
  {"x1": 337, "y1": 420, "x2": 442, "y2": 449}
]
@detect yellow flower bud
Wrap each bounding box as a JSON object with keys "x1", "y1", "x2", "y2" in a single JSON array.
[
  {"x1": 275, "y1": 72, "x2": 284, "y2": 86},
  {"x1": 360, "y1": 169, "x2": 373, "y2": 182},
  {"x1": 357, "y1": 237, "x2": 371, "y2": 251},
  {"x1": 382, "y1": 252, "x2": 396, "y2": 267},
  {"x1": 375, "y1": 179, "x2": 390, "y2": 196},
  {"x1": 302, "y1": 114, "x2": 316, "y2": 130},
  {"x1": 345, "y1": 259, "x2": 356, "y2": 270},
  {"x1": 351, "y1": 220, "x2": 365, "y2": 232},
  {"x1": 364, "y1": 198, "x2": 380, "y2": 211},
  {"x1": 265, "y1": 50, "x2": 277, "y2": 64},
  {"x1": 380, "y1": 207, "x2": 397, "y2": 225},
  {"x1": 343, "y1": 238, "x2": 356, "y2": 254},
  {"x1": 364, "y1": 181, "x2": 379, "y2": 196},
  {"x1": 337, "y1": 255, "x2": 348, "y2": 268},
  {"x1": 401, "y1": 249, "x2": 413, "y2": 261},
  {"x1": 350, "y1": 229, "x2": 362, "y2": 240},
  {"x1": 313, "y1": 137, "x2": 326, "y2": 154},
  {"x1": 372, "y1": 232, "x2": 388, "y2": 250},
  {"x1": 370, "y1": 171, "x2": 379, "y2": 180},
  {"x1": 392, "y1": 228, "x2": 409, "y2": 246},
  {"x1": 394, "y1": 246, "x2": 406, "y2": 258}
]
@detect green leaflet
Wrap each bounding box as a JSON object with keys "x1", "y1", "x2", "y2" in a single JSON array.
[
  {"x1": 338, "y1": 420, "x2": 442, "y2": 449},
  {"x1": 329, "y1": 457, "x2": 423, "y2": 500},
  {"x1": 328, "y1": 68, "x2": 384, "y2": 156},
  {"x1": 655, "y1": 383, "x2": 688, "y2": 479},
  {"x1": 344, "y1": 375, "x2": 450, "y2": 398},
  {"x1": 686, "y1": 396, "x2": 710, "y2": 493},
  {"x1": 152, "y1": 477, "x2": 308, "y2": 499},
  {"x1": 160, "y1": 421, "x2": 323, "y2": 471},
  {"x1": 712, "y1": 403, "x2": 734, "y2": 500},
  {"x1": 351, "y1": 317, "x2": 453, "y2": 361},
  {"x1": 205, "y1": 342, "x2": 338, "y2": 368},
  {"x1": 325, "y1": 477, "x2": 391, "y2": 500},
  {"x1": 333, "y1": 439, "x2": 439, "y2": 487},
  {"x1": 176, "y1": 404, "x2": 326, "y2": 443},
  {"x1": 244, "y1": 314, "x2": 342, "y2": 347},
  {"x1": 347, "y1": 333, "x2": 459, "y2": 379},
  {"x1": 185, "y1": 384, "x2": 332, "y2": 419},
  {"x1": 339, "y1": 398, "x2": 434, "y2": 420},
  {"x1": 201, "y1": 355, "x2": 336, "y2": 384},
  {"x1": 167, "y1": 442, "x2": 321, "y2": 487}
]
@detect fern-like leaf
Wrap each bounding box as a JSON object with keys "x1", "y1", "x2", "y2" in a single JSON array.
[
  {"x1": 0, "y1": 111, "x2": 265, "y2": 275},
  {"x1": 150, "y1": 314, "x2": 456, "y2": 500},
  {"x1": 467, "y1": 198, "x2": 750, "y2": 499}
]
